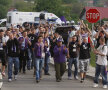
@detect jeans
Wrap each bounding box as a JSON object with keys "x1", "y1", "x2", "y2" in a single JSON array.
[
  {"x1": 8, "y1": 57, "x2": 19, "y2": 79},
  {"x1": 44, "y1": 53, "x2": 50, "y2": 74},
  {"x1": 68, "y1": 58, "x2": 78, "y2": 78},
  {"x1": 94, "y1": 64, "x2": 107, "y2": 85},
  {"x1": 35, "y1": 58, "x2": 43, "y2": 80}
]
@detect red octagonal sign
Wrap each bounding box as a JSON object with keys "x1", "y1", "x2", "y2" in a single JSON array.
[{"x1": 86, "y1": 9, "x2": 100, "y2": 23}]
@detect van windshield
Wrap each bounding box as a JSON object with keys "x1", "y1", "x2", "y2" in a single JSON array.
[{"x1": 7, "y1": 16, "x2": 11, "y2": 23}]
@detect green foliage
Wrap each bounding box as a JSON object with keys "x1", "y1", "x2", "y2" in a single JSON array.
[
  {"x1": 90, "y1": 51, "x2": 96, "y2": 67},
  {"x1": 0, "y1": 0, "x2": 11, "y2": 5},
  {"x1": 70, "y1": 2, "x2": 83, "y2": 20},
  {"x1": 62, "y1": 0, "x2": 78, "y2": 4},
  {"x1": 14, "y1": 1, "x2": 34, "y2": 12},
  {"x1": 34, "y1": 0, "x2": 62, "y2": 16},
  {"x1": 0, "y1": 0, "x2": 12, "y2": 19},
  {"x1": 34, "y1": 0, "x2": 83, "y2": 21}
]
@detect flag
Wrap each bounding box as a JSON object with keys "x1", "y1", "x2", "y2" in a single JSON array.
[{"x1": 60, "y1": 16, "x2": 66, "y2": 23}]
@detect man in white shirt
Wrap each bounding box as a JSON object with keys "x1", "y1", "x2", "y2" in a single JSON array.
[
  {"x1": 93, "y1": 37, "x2": 108, "y2": 89},
  {"x1": 5, "y1": 29, "x2": 10, "y2": 42}
]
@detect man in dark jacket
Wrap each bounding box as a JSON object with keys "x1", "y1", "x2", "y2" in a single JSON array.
[{"x1": 7, "y1": 33, "x2": 20, "y2": 82}]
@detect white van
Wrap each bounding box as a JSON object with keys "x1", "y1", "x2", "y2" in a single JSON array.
[{"x1": 6, "y1": 11, "x2": 61, "y2": 28}]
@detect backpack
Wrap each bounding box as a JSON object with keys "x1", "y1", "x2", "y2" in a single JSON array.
[{"x1": 102, "y1": 45, "x2": 108, "y2": 61}]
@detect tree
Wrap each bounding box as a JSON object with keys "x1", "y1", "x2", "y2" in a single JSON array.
[
  {"x1": 34, "y1": 0, "x2": 63, "y2": 17},
  {"x1": 14, "y1": 1, "x2": 34, "y2": 12},
  {"x1": 0, "y1": 0, "x2": 12, "y2": 19},
  {"x1": 62, "y1": 0, "x2": 78, "y2": 4}
]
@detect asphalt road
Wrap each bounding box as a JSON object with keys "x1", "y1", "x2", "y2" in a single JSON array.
[{"x1": 2, "y1": 65, "x2": 105, "y2": 90}]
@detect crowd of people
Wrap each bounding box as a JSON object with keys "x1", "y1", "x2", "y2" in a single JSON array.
[{"x1": 0, "y1": 20, "x2": 108, "y2": 89}]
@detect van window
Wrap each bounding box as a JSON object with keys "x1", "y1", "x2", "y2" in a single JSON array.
[
  {"x1": 34, "y1": 17, "x2": 40, "y2": 21},
  {"x1": 0, "y1": 21, "x2": 6, "y2": 27},
  {"x1": 7, "y1": 16, "x2": 11, "y2": 23}
]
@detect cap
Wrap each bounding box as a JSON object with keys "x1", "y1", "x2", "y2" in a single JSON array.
[{"x1": 57, "y1": 38, "x2": 63, "y2": 42}]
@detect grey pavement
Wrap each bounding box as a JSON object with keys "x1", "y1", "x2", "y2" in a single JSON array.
[
  {"x1": 50, "y1": 58, "x2": 96, "y2": 78},
  {"x1": 50, "y1": 58, "x2": 104, "y2": 79},
  {"x1": 2, "y1": 63, "x2": 106, "y2": 90}
]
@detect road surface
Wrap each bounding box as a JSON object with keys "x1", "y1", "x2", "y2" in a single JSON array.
[{"x1": 2, "y1": 65, "x2": 105, "y2": 90}]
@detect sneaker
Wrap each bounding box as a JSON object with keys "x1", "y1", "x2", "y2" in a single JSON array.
[
  {"x1": 23, "y1": 71, "x2": 26, "y2": 74},
  {"x1": 103, "y1": 85, "x2": 107, "y2": 89},
  {"x1": 59, "y1": 78, "x2": 62, "y2": 81},
  {"x1": 74, "y1": 76, "x2": 79, "y2": 80},
  {"x1": 44, "y1": 73, "x2": 50, "y2": 75},
  {"x1": 14, "y1": 75, "x2": 17, "y2": 80},
  {"x1": 8, "y1": 79, "x2": 12, "y2": 82},
  {"x1": 68, "y1": 77, "x2": 72, "y2": 80},
  {"x1": 80, "y1": 78, "x2": 84, "y2": 83},
  {"x1": 2, "y1": 72, "x2": 6, "y2": 77},
  {"x1": 36, "y1": 80, "x2": 40, "y2": 83},
  {"x1": 93, "y1": 83, "x2": 98, "y2": 88},
  {"x1": 56, "y1": 79, "x2": 61, "y2": 82}
]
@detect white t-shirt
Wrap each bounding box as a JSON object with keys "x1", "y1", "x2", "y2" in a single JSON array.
[
  {"x1": 69, "y1": 31, "x2": 76, "y2": 38},
  {"x1": 0, "y1": 37, "x2": 6, "y2": 50},
  {"x1": 5, "y1": 35, "x2": 9, "y2": 42},
  {"x1": 96, "y1": 45, "x2": 107, "y2": 66}
]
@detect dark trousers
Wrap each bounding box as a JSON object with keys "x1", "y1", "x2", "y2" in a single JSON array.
[
  {"x1": 44, "y1": 53, "x2": 50, "y2": 74},
  {"x1": 19, "y1": 49, "x2": 28, "y2": 72},
  {"x1": 55, "y1": 62, "x2": 66, "y2": 80},
  {"x1": 31, "y1": 49, "x2": 35, "y2": 69}
]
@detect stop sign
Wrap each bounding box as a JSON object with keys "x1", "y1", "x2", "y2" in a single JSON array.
[{"x1": 86, "y1": 9, "x2": 100, "y2": 23}]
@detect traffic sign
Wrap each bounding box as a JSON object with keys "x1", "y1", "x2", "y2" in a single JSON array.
[{"x1": 86, "y1": 9, "x2": 100, "y2": 23}]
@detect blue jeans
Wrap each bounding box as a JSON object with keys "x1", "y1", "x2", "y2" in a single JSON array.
[
  {"x1": 8, "y1": 57, "x2": 19, "y2": 79},
  {"x1": 94, "y1": 64, "x2": 107, "y2": 85},
  {"x1": 44, "y1": 53, "x2": 50, "y2": 74},
  {"x1": 35, "y1": 58, "x2": 43, "y2": 80},
  {"x1": 68, "y1": 58, "x2": 78, "y2": 77}
]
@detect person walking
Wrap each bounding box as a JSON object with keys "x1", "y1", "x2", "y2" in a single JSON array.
[
  {"x1": 34, "y1": 36, "x2": 45, "y2": 83},
  {"x1": 53, "y1": 38, "x2": 68, "y2": 82},
  {"x1": 68, "y1": 35, "x2": 79, "y2": 80},
  {"x1": 79, "y1": 37, "x2": 91, "y2": 83},
  {"x1": 7, "y1": 33, "x2": 19, "y2": 82},
  {"x1": 93, "y1": 37, "x2": 108, "y2": 89}
]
